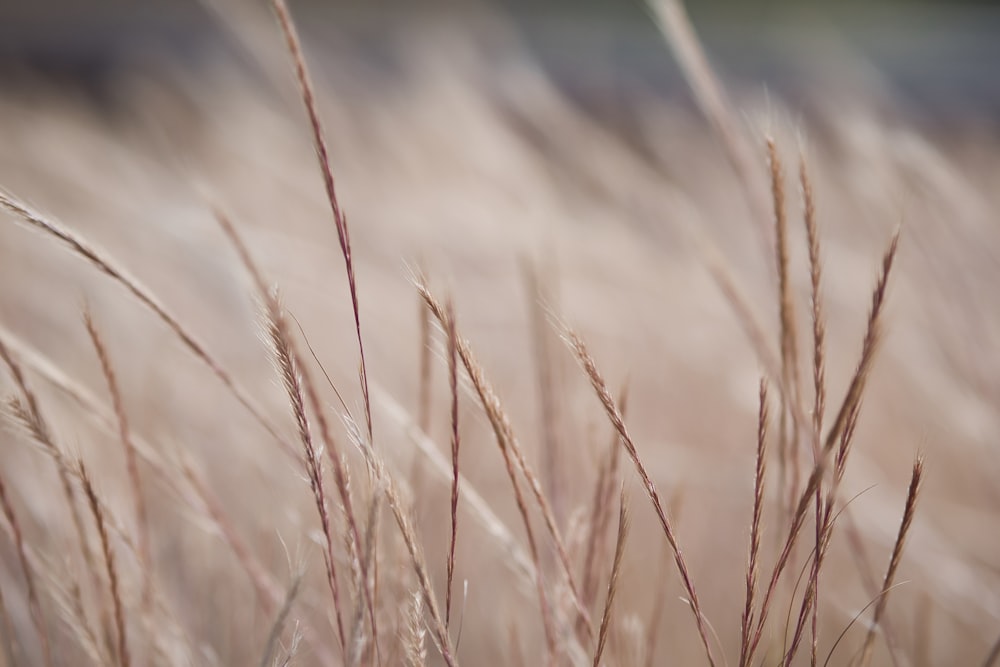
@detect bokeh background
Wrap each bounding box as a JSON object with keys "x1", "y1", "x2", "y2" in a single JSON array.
[{"x1": 0, "y1": 1, "x2": 998, "y2": 665}]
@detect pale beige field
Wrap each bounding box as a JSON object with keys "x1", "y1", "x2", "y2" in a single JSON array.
[{"x1": 0, "y1": 3, "x2": 997, "y2": 666}]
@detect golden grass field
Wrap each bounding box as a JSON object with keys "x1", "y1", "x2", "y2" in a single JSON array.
[{"x1": 0, "y1": 1, "x2": 997, "y2": 665}]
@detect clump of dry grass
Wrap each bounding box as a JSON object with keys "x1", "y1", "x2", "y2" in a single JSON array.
[{"x1": 0, "y1": 0, "x2": 960, "y2": 665}]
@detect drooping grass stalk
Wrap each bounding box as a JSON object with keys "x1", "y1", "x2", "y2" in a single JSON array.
[
  {"x1": 857, "y1": 457, "x2": 923, "y2": 667},
  {"x1": 0, "y1": 191, "x2": 289, "y2": 455},
  {"x1": 83, "y1": 311, "x2": 152, "y2": 609},
  {"x1": 214, "y1": 209, "x2": 374, "y2": 654},
  {"x1": 565, "y1": 328, "x2": 717, "y2": 667},
  {"x1": 271, "y1": 0, "x2": 373, "y2": 445}
]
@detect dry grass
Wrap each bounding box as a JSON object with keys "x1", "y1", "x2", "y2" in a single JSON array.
[{"x1": 0, "y1": 1, "x2": 995, "y2": 666}]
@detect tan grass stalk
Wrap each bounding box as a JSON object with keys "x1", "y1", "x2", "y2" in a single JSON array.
[
  {"x1": 564, "y1": 329, "x2": 716, "y2": 667},
  {"x1": 213, "y1": 209, "x2": 376, "y2": 653},
  {"x1": 0, "y1": 190, "x2": 287, "y2": 454},
  {"x1": 82, "y1": 311, "x2": 152, "y2": 608},
  {"x1": 592, "y1": 490, "x2": 629, "y2": 667},
  {"x1": 767, "y1": 138, "x2": 803, "y2": 517},
  {"x1": 801, "y1": 155, "x2": 826, "y2": 457},
  {"x1": 857, "y1": 457, "x2": 923, "y2": 667},
  {"x1": 580, "y1": 385, "x2": 628, "y2": 619},
  {"x1": 0, "y1": 471, "x2": 52, "y2": 667},
  {"x1": 417, "y1": 280, "x2": 592, "y2": 639},
  {"x1": 801, "y1": 153, "x2": 827, "y2": 666},
  {"x1": 746, "y1": 231, "x2": 899, "y2": 666},
  {"x1": 445, "y1": 299, "x2": 461, "y2": 629},
  {"x1": 271, "y1": 0, "x2": 373, "y2": 443},
  {"x1": 269, "y1": 300, "x2": 349, "y2": 653},
  {"x1": 739, "y1": 380, "x2": 769, "y2": 667},
  {"x1": 79, "y1": 464, "x2": 129, "y2": 667}
]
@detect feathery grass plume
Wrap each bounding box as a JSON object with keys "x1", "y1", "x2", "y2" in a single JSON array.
[
  {"x1": 746, "y1": 230, "x2": 900, "y2": 666},
  {"x1": 857, "y1": 456, "x2": 923, "y2": 667},
  {"x1": 271, "y1": 0, "x2": 373, "y2": 444},
  {"x1": 739, "y1": 379, "x2": 768, "y2": 667},
  {"x1": 259, "y1": 573, "x2": 303, "y2": 667},
  {"x1": 82, "y1": 310, "x2": 152, "y2": 609},
  {"x1": 525, "y1": 263, "x2": 565, "y2": 527},
  {"x1": 592, "y1": 489, "x2": 629, "y2": 667},
  {"x1": 580, "y1": 384, "x2": 627, "y2": 620},
  {"x1": 0, "y1": 471, "x2": 52, "y2": 667},
  {"x1": 445, "y1": 298, "x2": 461, "y2": 630},
  {"x1": 563, "y1": 328, "x2": 716, "y2": 667},
  {"x1": 79, "y1": 464, "x2": 128, "y2": 667},
  {"x1": 767, "y1": 138, "x2": 803, "y2": 518},
  {"x1": 417, "y1": 279, "x2": 592, "y2": 641},
  {"x1": 404, "y1": 591, "x2": 427, "y2": 667},
  {"x1": 0, "y1": 190, "x2": 288, "y2": 455}
]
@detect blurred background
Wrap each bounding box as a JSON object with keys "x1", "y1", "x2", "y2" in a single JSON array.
[{"x1": 0, "y1": 0, "x2": 998, "y2": 665}]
